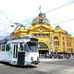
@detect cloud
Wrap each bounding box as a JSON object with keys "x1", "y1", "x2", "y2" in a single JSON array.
[
  {"x1": 68, "y1": 0, "x2": 74, "y2": 3},
  {"x1": 0, "y1": 0, "x2": 74, "y2": 39}
]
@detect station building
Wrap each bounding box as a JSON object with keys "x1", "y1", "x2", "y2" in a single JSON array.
[{"x1": 14, "y1": 13, "x2": 74, "y2": 54}]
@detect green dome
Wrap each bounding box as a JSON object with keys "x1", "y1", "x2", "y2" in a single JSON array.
[
  {"x1": 55, "y1": 25, "x2": 61, "y2": 29},
  {"x1": 31, "y1": 13, "x2": 50, "y2": 25}
]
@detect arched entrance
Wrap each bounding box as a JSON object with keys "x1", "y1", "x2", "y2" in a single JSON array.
[{"x1": 38, "y1": 42, "x2": 49, "y2": 54}]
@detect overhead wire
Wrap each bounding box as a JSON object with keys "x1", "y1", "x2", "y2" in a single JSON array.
[
  {"x1": 0, "y1": 9, "x2": 16, "y2": 36},
  {"x1": 53, "y1": 19, "x2": 74, "y2": 25},
  {"x1": 45, "y1": 2, "x2": 74, "y2": 13},
  {"x1": 0, "y1": 2, "x2": 74, "y2": 34},
  {"x1": 20, "y1": 2, "x2": 74, "y2": 23},
  {"x1": 0, "y1": 26, "x2": 11, "y2": 33},
  {"x1": 0, "y1": 9, "x2": 15, "y2": 35},
  {"x1": 0, "y1": 18, "x2": 74, "y2": 37},
  {"x1": 0, "y1": 18, "x2": 74, "y2": 33},
  {"x1": 20, "y1": 15, "x2": 37, "y2": 23},
  {"x1": 0, "y1": 23, "x2": 11, "y2": 26},
  {"x1": 0, "y1": 9, "x2": 12, "y2": 24}
]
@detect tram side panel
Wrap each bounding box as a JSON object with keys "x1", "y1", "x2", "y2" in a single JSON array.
[{"x1": 0, "y1": 44, "x2": 12, "y2": 63}]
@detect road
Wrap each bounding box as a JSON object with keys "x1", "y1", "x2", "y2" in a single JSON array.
[
  {"x1": 43, "y1": 59, "x2": 74, "y2": 66},
  {"x1": 0, "y1": 59, "x2": 74, "y2": 74}
]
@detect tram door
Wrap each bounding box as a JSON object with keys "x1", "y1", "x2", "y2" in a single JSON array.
[
  {"x1": 13, "y1": 44, "x2": 18, "y2": 58},
  {"x1": 17, "y1": 43, "x2": 25, "y2": 66}
]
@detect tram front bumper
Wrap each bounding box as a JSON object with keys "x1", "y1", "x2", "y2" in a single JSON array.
[{"x1": 31, "y1": 60, "x2": 40, "y2": 65}]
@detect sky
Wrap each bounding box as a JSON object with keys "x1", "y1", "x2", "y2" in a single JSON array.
[{"x1": 0, "y1": 0, "x2": 74, "y2": 39}]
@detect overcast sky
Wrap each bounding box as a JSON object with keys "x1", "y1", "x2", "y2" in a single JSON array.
[{"x1": 0, "y1": 0, "x2": 74, "y2": 39}]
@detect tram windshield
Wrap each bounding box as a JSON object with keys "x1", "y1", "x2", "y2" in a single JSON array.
[
  {"x1": 27, "y1": 42, "x2": 38, "y2": 52},
  {"x1": 19, "y1": 42, "x2": 38, "y2": 52},
  {"x1": 19, "y1": 43, "x2": 29, "y2": 52}
]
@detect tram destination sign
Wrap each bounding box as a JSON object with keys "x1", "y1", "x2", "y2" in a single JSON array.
[
  {"x1": 0, "y1": 38, "x2": 7, "y2": 44},
  {"x1": 30, "y1": 38, "x2": 38, "y2": 42}
]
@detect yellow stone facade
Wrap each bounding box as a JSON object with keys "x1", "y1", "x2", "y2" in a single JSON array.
[{"x1": 14, "y1": 13, "x2": 74, "y2": 54}]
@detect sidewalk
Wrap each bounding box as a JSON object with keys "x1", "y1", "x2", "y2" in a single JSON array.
[{"x1": 39, "y1": 58, "x2": 69, "y2": 62}]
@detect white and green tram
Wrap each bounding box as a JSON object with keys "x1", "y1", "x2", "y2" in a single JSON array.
[{"x1": 0, "y1": 37, "x2": 39, "y2": 66}]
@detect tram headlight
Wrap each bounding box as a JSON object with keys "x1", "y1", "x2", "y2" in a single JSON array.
[{"x1": 31, "y1": 57, "x2": 33, "y2": 61}]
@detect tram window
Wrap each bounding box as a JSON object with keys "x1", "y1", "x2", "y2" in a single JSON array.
[
  {"x1": 2, "y1": 45, "x2": 5, "y2": 51},
  {"x1": 0, "y1": 45, "x2": 1, "y2": 51},
  {"x1": 24, "y1": 43, "x2": 29, "y2": 52},
  {"x1": 14, "y1": 45, "x2": 18, "y2": 58},
  {"x1": 27, "y1": 42, "x2": 38, "y2": 52},
  {"x1": 30, "y1": 44, "x2": 37, "y2": 52},
  {"x1": 6, "y1": 45, "x2": 9, "y2": 51},
  {"x1": 13, "y1": 45, "x2": 16, "y2": 58},
  {"x1": 19, "y1": 43, "x2": 23, "y2": 51}
]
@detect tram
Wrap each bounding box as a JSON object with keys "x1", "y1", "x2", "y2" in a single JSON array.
[{"x1": 0, "y1": 36, "x2": 39, "y2": 66}]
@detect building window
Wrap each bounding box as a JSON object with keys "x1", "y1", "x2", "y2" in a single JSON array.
[
  {"x1": 63, "y1": 47, "x2": 65, "y2": 51},
  {"x1": 46, "y1": 34, "x2": 49, "y2": 37},
  {"x1": 33, "y1": 34, "x2": 49, "y2": 38},
  {"x1": 54, "y1": 41, "x2": 59, "y2": 45},
  {"x1": 38, "y1": 43, "x2": 48, "y2": 49},
  {"x1": 55, "y1": 47, "x2": 57, "y2": 50},
  {"x1": 42, "y1": 34, "x2": 45, "y2": 37},
  {"x1": 55, "y1": 47, "x2": 59, "y2": 50},
  {"x1": 38, "y1": 34, "x2": 41, "y2": 37},
  {"x1": 54, "y1": 36, "x2": 58, "y2": 39},
  {"x1": 62, "y1": 37, "x2": 64, "y2": 40},
  {"x1": 34, "y1": 34, "x2": 37, "y2": 37},
  {"x1": 63, "y1": 42, "x2": 65, "y2": 46},
  {"x1": 71, "y1": 49, "x2": 73, "y2": 52}
]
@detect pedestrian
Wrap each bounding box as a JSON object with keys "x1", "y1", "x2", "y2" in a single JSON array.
[
  {"x1": 60, "y1": 54, "x2": 63, "y2": 59},
  {"x1": 54, "y1": 54, "x2": 57, "y2": 58},
  {"x1": 62, "y1": 54, "x2": 65, "y2": 59},
  {"x1": 66, "y1": 54, "x2": 69, "y2": 59},
  {"x1": 70, "y1": 54, "x2": 73, "y2": 59}
]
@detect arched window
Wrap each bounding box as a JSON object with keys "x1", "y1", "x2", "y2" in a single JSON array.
[
  {"x1": 62, "y1": 37, "x2": 64, "y2": 40},
  {"x1": 54, "y1": 36, "x2": 58, "y2": 39},
  {"x1": 38, "y1": 43, "x2": 48, "y2": 49},
  {"x1": 54, "y1": 41, "x2": 59, "y2": 45}
]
